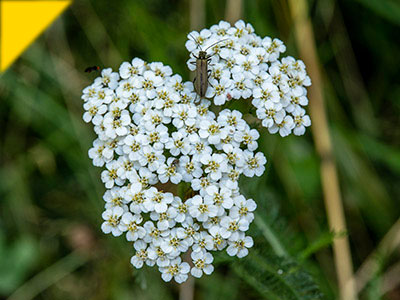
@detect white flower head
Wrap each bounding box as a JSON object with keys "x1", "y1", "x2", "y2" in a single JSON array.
[{"x1": 82, "y1": 19, "x2": 311, "y2": 284}]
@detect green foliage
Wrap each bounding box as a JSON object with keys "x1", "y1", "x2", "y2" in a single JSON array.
[
  {"x1": 354, "y1": 0, "x2": 400, "y2": 26},
  {"x1": 0, "y1": 234, "x2": 39, "y2": 294},
  {"x1": 233, "y1": 250, "x2": 325, "y2": 300}
]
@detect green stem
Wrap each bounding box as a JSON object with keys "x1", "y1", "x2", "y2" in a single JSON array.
[
  {"x1": 8, "y1": 251, "x2": 88, "y2": 300},
  {"x1": 254, "y1": 212, "x2": 288, "y2": 257}
]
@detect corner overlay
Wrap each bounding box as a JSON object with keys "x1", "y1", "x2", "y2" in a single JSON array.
[{"x1": 0, "y1": 0, "x2": 71, "y2": 72}]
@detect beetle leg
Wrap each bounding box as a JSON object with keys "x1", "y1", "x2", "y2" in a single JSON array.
[{"x1": 189, "y1": 61, "x2": 196, "y2": 65}]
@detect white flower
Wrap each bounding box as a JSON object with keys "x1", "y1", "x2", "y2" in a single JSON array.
[
  {"x1": 131, "y1": 240, "x2": 154, "y2": 268},
  {"x1": 229, "y1": 195, "x2": 256, "y2": 224},
  {"x1": 252, "y1": 80, "x2": 280, "y2": 107},
  {"x1": 179, "y1": 156, "x2": 203, "y2": 182},
  {"x1": 103, "y1": 109, "x2": 131, "y2": 138},
  {"x1": 227, "y1": 232, "x2": 254, "y2": 258},
  {"x1": 122, "y1": 134, "x2": 142, "y2": 161},
  {"x1": 103, "y1": 186, "x2": 127, "y2": 209},
  {"x1": 136, "y1": 70, "x2": 164, "y2": 98},
  {"x1": 231, "y1": 73, "x2": 253, "y2": 99},
  {"x1": 172, "y1": 104, "x2": 197, "y2": 128},
  {"x1": 144, "y1": 188, "x2": 174, "y2": 213},
  {"x1": 171, "y1": 197, "x2": 188, "y2": 223},
  {"x1": 243, "y1": 150, "x2": 267, "y2": 177},
  {"x1": 191, "y1": 176, "x2": 212, "y2": 193},
  {"x1": 192, "y1": 231, "x2": 214, "y2": 252},
  {"x1": 189, "y1": 134, "x2": 212, "y2": 159},
  {"x1": 115, "y1": 78, "x2": 135, "y2": 99},
  {"x1": 149, "y1": 62, "x2": 172, "y2": 78},
  {"x1": 116, "y1": 155, "x2": 136, "y2": 181},
  {"x1": 188, "y1": 195, "x2": 218, "y2": 222},
  {"x1": 83, "y1": 100, "x2": 107, "y2": 125},
  {"x1": 88, "y1": 139, "x2": 110, "y2": 167},
  {"x1": 137, "y1": 167, "x2": 158, "y2": 186},
  {"x1": 269, "y1": 115, "x2": 294, "y2": 137},
  {"x1": 82, "y1": 82, "x2": 101, "y2": 102},
  {"x1": 208, "y1": 78, "x2": 233, "y2": 105},
  {"x1": 217, "y1": 109, "x2": 246, "y2": 132},
  {"x1": 284, "y1": 91, "x2": 309, "y2": 113},
  {"x1": 119, "y1": 57, "x2": 146, "y2": 79},
  {"x1": 96, "y1": 68, "x2": 120, "y2": 89},
  {"x1": 178, "y1": 217, "x2": 199, "y2": 246},
  {"x1": 210, "y1": 20, "x2": 231, "y2": 36},
  {"x1": 150, "y1": 207, "x2": 178, "y2": 230},
  {"x1": 165, "y1": 132, "x2": 191, "y2": 156},
  {"x1": 160, "y1": 257, "x2": 190, "y2": 283},
  {"x1": 205, "y1": 185, "x2": 233, "y2": 215},
  {"x1": 142, "y1": 109, "x2": 171, "y2": 131},
  {"x1": 199, "y1": 120, "x2": 226, "y2": 145},
  {"x1": 200, "y1": 153, "x2": 228, "y2": 181},
  {"x1": 262, "y1": 37, "x2": 286, "y2": 62},
  {"x1": 220, "y1": 216, "x2": 248, "y2": 240},
  {"x1": 157, "y1": 158, "x2": 183, "y2": 184},
  {"x1": 191, "y1": 251, "x2": 214, "y2": 278},
  {"x1": 127, "y1": 190, "x2": 146, "y2": 214},
  {"x1": 256, "y1": 101, "x2": 285, "y2": 128},
  {"x1": 138, "y1": 146, "x2": 165, "y2": 172},
  {"x1": 147, "y1": 244, "x2": 170, "y2": 267},
  {"x1": 101, "y1": 160, "x2": 124, "y2": 188},
  {"x1": 101, "y1": 206, "x2": 124, "y2": 236},
  {"x1": 209, "y1": 225, "x2": 229, "y2": 250},
  {"x1": 222, "y1": 144, "x2": 244, "y2": 167},
  {"x1": 118, "y1": 212, "x2": 146, "y2": 241},
  {"x1": 154, "y1": 89, "x2": 179, "y2": 116},
  {"x1": 234, "y1": 126, "x2": 259, "y2": 151},
  {"x1": 161, "y1": 228, "x2": 189, "y2": 256},
  {"x1": 143, "y1": 221, "x2": 165, "y2": 246},
  {"x1": 232, "y1": 54, "x2": 259, "y2": 78},
  {"x1": 292, "y1": 107, "x2": 311, "y2": 136},
  {"x1": 138, "y1": 124, "x2": 169, "y2": 150},
  {"x1": 185, "y1": 28, "x2": 212, "y2": 52}
]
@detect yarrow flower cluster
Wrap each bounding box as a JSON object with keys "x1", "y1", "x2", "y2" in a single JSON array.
[
  {"x1": 186, "y1": 20, "x2": 311, "y2": 137},
  {"x1": 81, "y1": 20, "x2": 310, "y2": 284}
]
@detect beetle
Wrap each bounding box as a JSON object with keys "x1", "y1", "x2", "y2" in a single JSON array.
[
  {"x1": 188, "y1": 34, "x2": 229, "y2": 98},
  {"x1": 84, "y1": 65, "x2": 100, "y2": 73},
  {"x1": 171, "y1": 158, "x2": 180, "y2": 169}
]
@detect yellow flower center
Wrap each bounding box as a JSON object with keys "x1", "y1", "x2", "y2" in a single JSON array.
[{"x1": 198, "y1": 204, "x2": 209, "y2": 213}]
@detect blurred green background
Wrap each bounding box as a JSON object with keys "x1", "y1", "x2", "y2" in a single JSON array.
[{"x1": 0, "y1": 0, "x2": 399, "y2": 299}]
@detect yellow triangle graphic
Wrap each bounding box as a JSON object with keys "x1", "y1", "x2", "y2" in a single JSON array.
[{"x1": 0, "y1": 0, "x2": 71, "y2": 72}]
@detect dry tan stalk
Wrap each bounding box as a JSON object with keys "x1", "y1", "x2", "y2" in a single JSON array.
[
  {"x1": 287, "y1": 0, "x2": 357, "y2": 299},
  {"x1": 225, "y1": 0, "x2": 243, "y2": 25}
]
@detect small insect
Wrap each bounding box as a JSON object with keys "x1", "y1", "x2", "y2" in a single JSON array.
[
  {"x1": 184, "y1": 188, "x2": 196, "y2": 201},
  {"x1": 226, "y1": 93, "x2": 232, "y2": 101},
  {"x1": 171, "y1": 158, "x2": 180, "y2": 169},
  {"x1": 189, "y1": 35, "x2": 229, "y2": 98},
  {"x1": 84, "y1": 66, "x2": 100, "y2": 73}
]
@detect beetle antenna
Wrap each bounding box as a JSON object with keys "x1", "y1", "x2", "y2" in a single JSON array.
[
  {"x1": 204, "y1": 38, "x2": 231, "y2": 52},
  {"x1": 188, "y1": 33, "x2": 203, "y2": 51}
]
